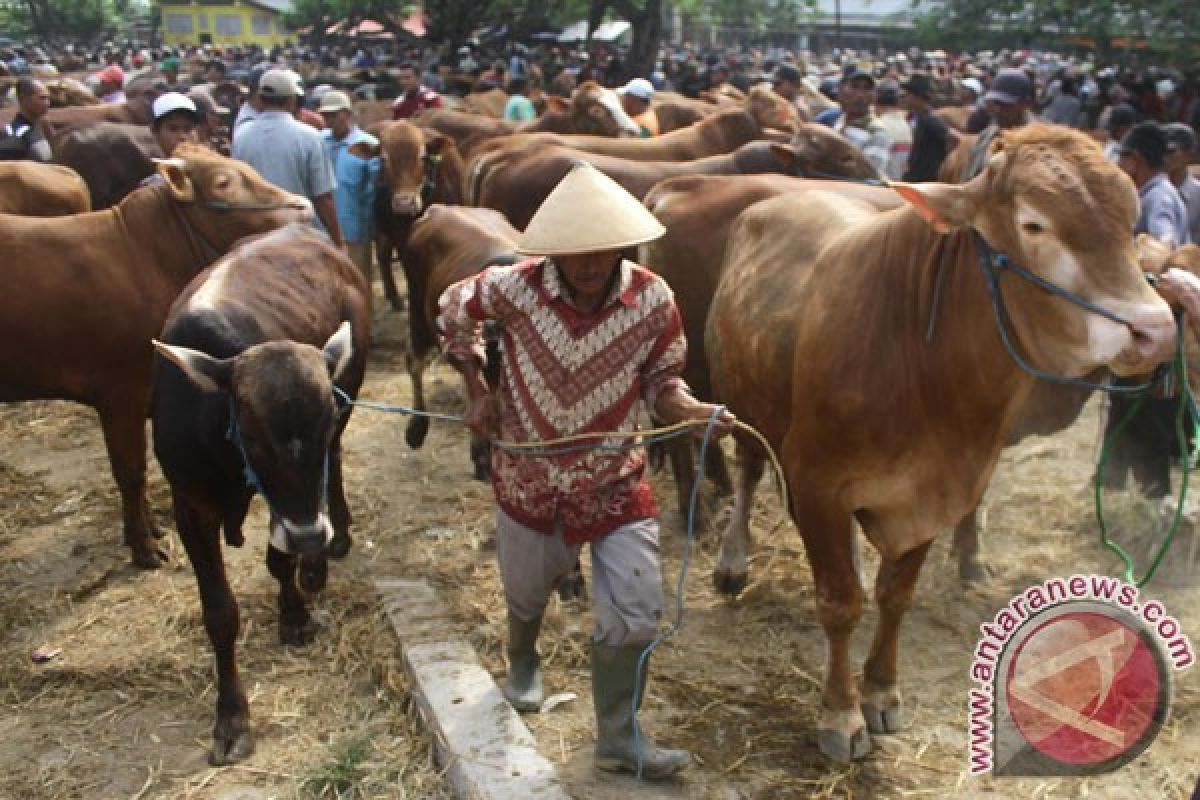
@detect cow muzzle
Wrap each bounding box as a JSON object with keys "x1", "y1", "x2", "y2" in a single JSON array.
[
  {"x1": 271, "y1": 514, "x2": 333, "y2": 557},
  {"x1": 391, "y1": 191, "x2": 423, "y2": 216},
  {"x1": 1111, "y1": 300, "x2": 1178, "y2": 376}
]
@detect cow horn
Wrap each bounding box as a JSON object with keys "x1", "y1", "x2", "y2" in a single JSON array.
[{"x1": 152, "y1": 157, "x2": 188, "y2": 171}]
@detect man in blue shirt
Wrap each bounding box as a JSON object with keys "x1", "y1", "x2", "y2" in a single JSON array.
[
  {"x1": 1118, "y1": 121, "x2": 1191, "y2": 246},
  {"x1": 319, "y1": 90, "x2": 380, "y2": 285}
]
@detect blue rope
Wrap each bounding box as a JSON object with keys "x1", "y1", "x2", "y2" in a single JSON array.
[
  {"x1": 631, "y1": 405, "x2": 724, "y2": 780},
  {"x1": 974, "y1": 231, "x2": 1169, "y2": 394}
]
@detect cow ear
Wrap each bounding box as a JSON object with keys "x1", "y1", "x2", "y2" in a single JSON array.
[
  {"x1": 322, "y1": 321, "x2": 354, "y2": 383},
  {"x1": 544, "y1": 95, "x2": 568, "y2": 114},
  {"x1": 153, "y1": 340, "x2": 232, "y2": 393},
  {"x1": 425, "y1": 132, "x2": 450, "y2": 155},
  {"x1": 892, "y1": 182, "x2": 973, "y2": 234},
  {"x1": 154, "y1": 158, "x2": 194, "y2": 203}
]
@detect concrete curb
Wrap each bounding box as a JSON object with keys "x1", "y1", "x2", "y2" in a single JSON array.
[{"x1": 376, "y1": 577, "x2": 571, "y2": 800}]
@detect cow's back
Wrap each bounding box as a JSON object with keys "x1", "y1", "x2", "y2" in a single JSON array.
[
  {"x1": 0, "y1": 162, "x2": 90, "y2": 215},
  {"x1": 55, "y1": 122, "x2": 161, "y2": 209}
]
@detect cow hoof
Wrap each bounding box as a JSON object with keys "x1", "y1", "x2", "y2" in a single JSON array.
[
  {"x1": 209, "y1": 729, "x2": 254, "y2": 766},
  {"x1": 132, "y1": 547, "x2": 167, "y2": 569},
  {"x1": 329, "y1": 532, "x2": 352, "y2": 560},
  {"x1": 280, "y1": 616, "x2": 319, "y2": 647},
  {"x1": 958, "y1": 558, "x2": 993, "y2": 587},
  {"x1": 862, "y1": 703, "x2": 907, "y2": 735},
  {"x1": 405, "y1": 417, "x2": 429, "y2": 450},
  {"x1": 713, "y1": 569, "x2": 747, "y2": 597},
  {"x1": 817, "y1": 726, "x2": 871, "y2": 762}
]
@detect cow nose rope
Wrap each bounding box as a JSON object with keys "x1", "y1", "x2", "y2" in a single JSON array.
[{"x1": 970, "y1": 232, "x2": 1198, "y2": 587}]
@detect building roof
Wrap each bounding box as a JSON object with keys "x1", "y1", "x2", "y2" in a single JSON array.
[
  {"x1": 246, "y1": 0, "x2": 294, "y2": 14},
  {"x1": 811, "y1": 0, "x2": 927, "y2": 26}
]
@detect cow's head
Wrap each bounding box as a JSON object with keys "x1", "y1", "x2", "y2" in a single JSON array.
[
  {"x1": 157, "y1": 143, "x2": 313, "y2": 250},
  {"x1": 153, "y1": 322, "x2": 354, "y2": 595},
  {"x1": 379, "y1": 120, "x2": 445, "y2": 218},
  {"x1": 745, "y1": 85, "x2": 801, "y2": 135},
  {"x1": 894, "y1": 123, "x2": 1175, "y2": 379},
  {"x1": 769, "y1": 123, "x2": 877, "y2": 181},
  {"x1": 558, "y1": 81, "x2": 641, "y2": 138}
]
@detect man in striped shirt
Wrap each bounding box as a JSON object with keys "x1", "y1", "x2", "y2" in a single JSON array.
[{"x1": 439, "y1": 165, "x2": 734, "y2": 779}]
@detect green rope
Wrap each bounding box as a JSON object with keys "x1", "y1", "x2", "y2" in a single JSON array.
[{"x1": 1094, "y1": 315, "x2": 1200, "y2": 587}]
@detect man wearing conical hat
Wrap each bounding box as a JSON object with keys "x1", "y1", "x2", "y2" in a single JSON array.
[{"x1": 439, "y1": 164, "x2": 735, "y2": 779}]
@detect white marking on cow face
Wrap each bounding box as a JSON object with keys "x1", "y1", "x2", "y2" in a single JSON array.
[
  {"x1": 1012, "y1": 201, "x2": 1079, "y2": 291},
  {"x1": 270, "y1": 513, "x2": 333, "y2": 554},
  {"x1": 187, "y1": 261, "x2": 233, "y2": 311},
  {"x1": 596, "y1": 90, "x2": 642, "y2": 137}
]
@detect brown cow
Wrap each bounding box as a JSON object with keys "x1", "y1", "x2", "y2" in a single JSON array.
[
  {"x1": 0, "y1": 161, "x2": 90, "y2": 215},
  {"x1": 643, "y1": 172, "x2": 898, "y2": 523},
  {"x1": 416, "y1": 81, "x2": 641, "y2": 160},
  {"x1": 151, "y1": 225, "x2": 370, "y2": 765},
  {"x1": 476, "y1": 124, "x2": 875, "y2": 230},
  {"x1": 705, "y1": 125, "x2": 1174, "y2": 761},
  {"x1": 0, "y1": 143, "x2": 311, "y2": 568},
  {"x1": 54, "y1": 121, "x2": 161, "y2": 209},
  {"x1": 43, "y1": 83, "x2": 158, "y2": 140},
  {"x1": 401, "y1": 204, "x2": 520, "y2": 478},
  {"x1": 372, "y1": 120, "x2": 466, "y2": 311}
]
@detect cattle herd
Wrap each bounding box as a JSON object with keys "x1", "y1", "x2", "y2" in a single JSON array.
[{"x1": 1, "y1": 47, "x2": 1198, "y2": 784}]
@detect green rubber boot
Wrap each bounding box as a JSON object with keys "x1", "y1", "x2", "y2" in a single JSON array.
[
  {"x1": 592, "y1": 643, "x2": 690, "y2": 779},
  {"x1": 502, "y1": 612, "x2": 544, "y2": 713}
]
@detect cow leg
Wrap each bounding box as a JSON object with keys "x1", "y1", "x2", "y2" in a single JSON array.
[
  {"x1": 97, "y1": 400, "x2": 166, "y2": 568},
  {"x1": 861, "y1": 540, "x2": 933, "y2": 736},
  {"x1": 174, "y1": 496, "x2": 252, "y2": 765},
  {"x1": 267, "y1": 544, "x2": 319, "y2": 646},
  {"x1": 404, "y1": 351, "x2": 430, "y2": 450},
  {"x1": 376, "y1": 234, "x2": 404, "y2": 312},
  {"x1": 951, "y1": 506, "x2": 990, "y2": 585},
  {"x1": 796, "y1": 500, "x2": 869, "y2": 761},
  {"x1": 713, "y1": 443, "x2": 765, "y2": 596},
  {"x1": 705, "y1": 443, "x2": 734, "y2": 497},
  {"x1": 325, "y1": 440, "x2": 353, "y2": 560}
]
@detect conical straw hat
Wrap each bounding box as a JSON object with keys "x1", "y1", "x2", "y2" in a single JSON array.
[{"x1": 517, "y1": 163, "x2": 666, "y2": 256}]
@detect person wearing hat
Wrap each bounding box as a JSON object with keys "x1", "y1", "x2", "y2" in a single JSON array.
[
  {"x1": 437, "y1": 164, "x2": 735, "y2": 780},
  {"x1": 1103, "y1": 102, "x2": 1138, "y2": 162},
  {"x1": 833, "y1": 68, "x2": 892, "y2": 178},
  {"x1": 160, "y1": 56, "x2": 182, "y2": 90},
  {"x1": 233, "y1": 68, "x2": 344, "y2": 249},
  {"x1": 960, "y1": 68, "x2": 1035, "y2": 181},
  {"x1": 187, "y1": 86, "x2": 231, "y2": 155},
  {"x1": 901, "y1": 72, "x2": 950, "y2": 182},
  {"x1": 771, "y1": 62, "x2": 803, "y2": 107},
  {"x1": 1164, "y1": 122, "x2": 1200, "y2": 244},
  {"x1": 96, "y1": 64, "x2": 126, "y2": 104},
  {"x1": 0, "y1": 78, "x2": 51, "y2": 162},
  {"x1": 319, "y1": 90, "x2": 380, "y2": 285},
  {"x1": 1118, "y1": 121, "x2": 1190, "y2": 247},
  {"x1": 150, "y1": 92, "x2": 199, "y2": 158},
  {"x1": 617, "y1": 77, "x2": 659, "y2": 137}
]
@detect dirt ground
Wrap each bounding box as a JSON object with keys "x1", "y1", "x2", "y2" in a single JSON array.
[{"x1": 1, "y1": 301, "x2": 1197, "y2": 800}]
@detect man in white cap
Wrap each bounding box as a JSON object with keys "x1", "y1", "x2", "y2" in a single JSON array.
[
  {"x1": 319, "y1": 90, "x2": 379, "y2": 284},
  {"x1": 438, "y1": 164, "x2": 735, "y2": 779},
  {"x1": 617, "y1": 77, "x2": 659, "y2": 137},
  {"x1": 233, "y1": 68, "x2": 343, "y2": 248},
  {"x1": 138, "y1": 92, "x2": 201, "y2": 189}
]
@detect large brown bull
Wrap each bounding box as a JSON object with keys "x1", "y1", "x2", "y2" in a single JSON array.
[
  {"x1": 705, "y1": 125, "x2": 1174, "y2": 761},
  {"x1": 0, "y1": 144, "x2": 311, "y2": 568},
  {"x1": 54, "y1": 121, "x2": 161, "y2": 209}
]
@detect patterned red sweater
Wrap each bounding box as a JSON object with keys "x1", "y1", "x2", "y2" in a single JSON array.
[{"x1": 438, "y1": 258, "x2": 687, "y2": 544}]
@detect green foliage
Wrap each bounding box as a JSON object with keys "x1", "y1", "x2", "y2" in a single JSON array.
[
  {"x1": 0, "y1": 0, "x2": 123, "y2": 41},
  {"x1": 300, "y1": 734, "x2": 398, "y2": 799}
]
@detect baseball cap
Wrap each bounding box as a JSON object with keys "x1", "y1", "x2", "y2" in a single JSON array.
[
  {"x1": 961, "y1": 77, "x2": 984, "y2": 97},
  {"x1": 1119, "y1": 121, "x2": 1169, "y2": 168},
  {"x1": 152, "y1": 91, "x2": 199, "y2": 123},
  {"x1": 1164, "y1": 122, "x2": 1196, "y2": 154},
  {"x1": 985, "y1": 68, "x2": 1032, "y2": 104},
  {"x1": 617, "y1": 77, "x2": 655, "y2": 102},
  {"x1": 97, "y1": 64, "x2": 125, "y2": 85},
  {"x1": 1107, "y1": 103, "x2": 1137, "y2": 132},
  {"x1": 258, "y1": 68, "x2": 303, "y2": 99},
  {"x1": 317, "y1": 90, "x2": 353, "y2": 114}
]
